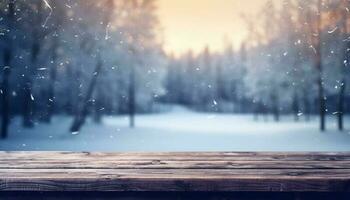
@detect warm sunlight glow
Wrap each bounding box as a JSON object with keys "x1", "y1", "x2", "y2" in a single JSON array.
[{"x1": 157, "y1": 0, "x2": 275, "y2": 55}]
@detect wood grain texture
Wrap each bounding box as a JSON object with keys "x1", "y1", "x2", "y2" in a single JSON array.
[
  {"x1": 0, "y1": 152, "x2": 350, "y2": 192},
  {"x1": 1, "y1": 192, "x2": 349, "y2": 200},
  {"x1": 1, "y1": 192, "x2": 350, "y2": 200}
]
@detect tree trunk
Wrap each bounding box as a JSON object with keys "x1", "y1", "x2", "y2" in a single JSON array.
[
  {"x1": 1, "y1": 1, "x2": 15, "y2": 139},
  {"x1": 317, "y1": 66, "x2": 326, "y2": 131},
  {"x1": 316, "y1": 0, "x2": 326, "y2": 131},
  {"x1": 271, "y1": 92, "x2": 280, "y2": 122},
  {"x1": 129, "y1": 64, "x2": 136, "y2": 128},
  {"x1": 64, "y1": 65, "x2": 74, "y2": 115},
  {"x1": 292, "y1": 92, "x2": 300, "y2": 122},
  {"x1": 22, "y1": 0, "x2": 45, "y2": 128},
  {"x1": 302, "y1": 88, "x2": 311, "y2": 122},
  {"x1": 75, "y1": 68, "x2": 84, "y2": 115},
  {"x1": 93, "y1": 85, "x2": 103, "y2": 124},
  {"x1": 70, "y1": 59, "x2": 102, "y2": 133},
  {"x1": 1, "y1": 51, "x2": 11, "y2": 139},
  {"x1": 44, "y1": 36, "x2": 59, "y2": 123},
  {"x1": 22, "y1": 78, "x2": 34, "y2": 128},
  {"x1": 304, "y1": 98, "x2": 311, "y2": 122},
  {"x1": 44, "y1": 71, "x2": 56, "y2": 123},
  {"x1": 338, "y1": 80, "x2": 346, "y2": 131},
  {"x1": 22, "y1": 38, "x2": 41, "y2": 128}
]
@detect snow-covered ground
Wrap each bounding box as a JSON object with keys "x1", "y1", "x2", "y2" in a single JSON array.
[{"x1": 1, "y1": 106, "x2": 350, "y2": 151}]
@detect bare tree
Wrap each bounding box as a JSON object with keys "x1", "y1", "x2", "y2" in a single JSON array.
[
  {"x1": 43, "y1": 2, "x2": 64, "y2": 123},
  {"x1": 44, "y1": 33, "x2": 59, "y2": 123},
  {"x1": 70, "y1": 0, "x2": 114, "y2": 132},
  {"x1": 337, "y1": 0, "x2": 349, "y2": 131},
  {"x1": 314, "y1": 0, "x2": 326, "y2": 131},
  {"x1": 1, "y1": 0, "x2": 15, "y2": 138},
  {"x1": 70, "y1": 55, "x2": 102, "y2": 132},
  {"x1": 128, "y1": 56, "x2": 136, "y2": 128},
  {"x1": 22, "y1": 0, "x2": 48, "y2": 127}
]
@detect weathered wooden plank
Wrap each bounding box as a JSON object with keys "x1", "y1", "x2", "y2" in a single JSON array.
[
  {"x1": 1, "y1": 160, "x2": 350, "y2": 169},
  {"x1": 2, "y1": 168, "x2": 350, "y2": 178},
  {"x1": 1, "y1": 177, "x2": 349, "y2": 192},
  {"x1": 0, "y1": 169, "x2": 350, "y2": 192},
  {"x1": 1, "y1": 192, "x2": 349, "y2": 200},
  {"x1": 1, "y1": 152, "x2": 350, "y2": 192},
  {"x1": 1, "y1": 152, "x2": 350, "y2": 161}
]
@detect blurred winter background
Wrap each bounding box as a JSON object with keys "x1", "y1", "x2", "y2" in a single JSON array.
[{"x1": 0, "y1": 0, "x2": 349, "y2": 151}]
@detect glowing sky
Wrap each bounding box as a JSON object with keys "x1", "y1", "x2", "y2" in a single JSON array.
[{"x1": 157, "y1": 0, "x2": 274, "y2": 55}]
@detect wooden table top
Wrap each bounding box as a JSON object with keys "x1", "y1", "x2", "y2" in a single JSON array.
[{"x1": 1, "y1": 152, "x2": 350, "y2": 192}]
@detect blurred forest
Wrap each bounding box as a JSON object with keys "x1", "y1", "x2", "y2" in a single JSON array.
[{"x1": 0, "y1": 0, "x2": 350, "y2": 139}]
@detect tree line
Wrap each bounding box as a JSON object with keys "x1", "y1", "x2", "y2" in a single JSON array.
[
  {"x1": 0, "y1": 0, "x2": 164, "y2": 138},
  {"x1": 163, "y1": 0, "x2": 350, "y2": 131}
]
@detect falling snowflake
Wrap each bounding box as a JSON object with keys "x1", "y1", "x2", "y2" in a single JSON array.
[
  {"x1": 71, "y1": 131, "x2": 79, "y2": 135},
  {"x1": 327, "y1": 26, "x2": 338, "y2": 34},
  {"x1": 42, "y1": 0, "x2": 53, "y2": 28}
]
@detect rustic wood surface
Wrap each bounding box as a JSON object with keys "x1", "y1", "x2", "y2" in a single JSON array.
[
  {"x1": 0, "y1": 152, "x2": 350, "y2": 192},
  {"x1": 1, "y1": 192, "x2": 350, "y2": 200}
]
